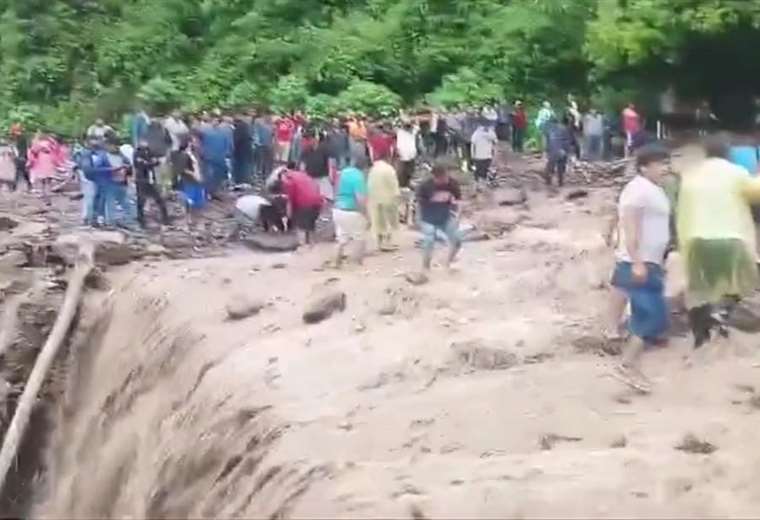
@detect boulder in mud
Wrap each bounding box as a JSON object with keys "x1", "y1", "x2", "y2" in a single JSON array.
[
  {"x1": 226, "y1": 295, "x2": 266, "y2": 321},
  {"x1": 675, "y1": 433, "x2": 717, "y2": 454},
  {"x1": 243, "y1": 233, "x2": 299, "y2": 253},
  {"x1": 405, "y1": 272, "x2": 429, "y2": 286},
  {"x1": 54, "y1": 231, "x2": 134, "y2": 266},
  {"x1": 0, "y1": 216, "x2": 18, "y2": 231},
  {"x1": 450, "y1": 340, "x2": 519, "y2": 371},
  {"x1": 475, "y1": 209, "x2": 522, "y2": 235},
  {"x1": 496, "y1": 187, "x2": 528, "y2": 206},
  {"x1": 0, "y1": 250, "x2": 28, "y2": 269},
  {"x1": 303, "y1": 290, "x2": 346, "y2": 324},
  {"x1": 565, "y1": 189, "x2": 589, "y2": 201}
]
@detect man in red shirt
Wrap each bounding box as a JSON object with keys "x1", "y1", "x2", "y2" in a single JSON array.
[
  {"x1": 277, "y1": 168, "x2": 322, "y2": 245},
  {"x1": 275, "y1": 116, "x2": 295, "y2": 164},
  {"x1": 512, "y1": 100, "x2": 527, "y2": 153},
  {"x1": 368, "y1": 123, "x2": 396, "y2": 163}
]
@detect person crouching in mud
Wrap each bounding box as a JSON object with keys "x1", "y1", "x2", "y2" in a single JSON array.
[
  {"x1": 678, "y1": 135, "x2": 760, "y2": 349},
  {"x1": 611, "y1": 144, "x2": 672, "y2": 392}
]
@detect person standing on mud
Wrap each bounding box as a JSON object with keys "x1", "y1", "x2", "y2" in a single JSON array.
[
  {"x1": 10, "y1": 124, "x2": 29, "y2": 191},
  {"x1": 133, "y1": 139, "x2": 170, "y2": 229},
  {"x1": 611, "y1": 144, "x2": 672, "y2": 392},
  {"x1": 333, "y1": 156, "x2": 369, "y2": 267},
  {"x1": 416, "y1": 160, "x2": 463, "y2": 274},
  {"x1": 544, "y1": 117, "x2": 573, "y2": 187},
  {"x1": 367, "y1": 148, "x2": 401, "y2": 251},
  {"x1": 471, "y1": 120, "x2": 497, "y2": 191},
  {"x1": 678, "y1": 135, "x2": 760, "y2": 348},
  {"x1": 511, "y1": 101, "x2": 527, "y2": 153}
]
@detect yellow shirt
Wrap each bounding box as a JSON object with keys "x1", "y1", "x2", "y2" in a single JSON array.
[
  {"x1": 678, "y1": 157, "x2": 760, "y2": 255},
  {"x1": 367, "y1": 160, "x2": 400, "y2": 205}
]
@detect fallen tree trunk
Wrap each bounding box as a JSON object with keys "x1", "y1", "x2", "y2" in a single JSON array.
[{"x1": 0, "y1": 242, "x2": 94, "y2": 494}]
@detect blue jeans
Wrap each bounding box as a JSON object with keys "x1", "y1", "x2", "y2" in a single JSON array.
[
  {"x1": 584, "y1": 135, "x2": 602, "y2": 161},
  {"x1": 104, "y1": 182, "x2": 136, "y2": 226},
  {"x1": 232, "y1": 156, "x2": 252, "y2": 184},
  {"x1": 420, "y1": 218, "x2": 462, "y2": 253},
  {"x1": 611, "y1": 262, "x2": 669, "y2": 342},
  {"x1": 79, "y1": 171, "x2": 96, "y2": 225},
  {"x1": 204, "y1": 160, "x2": 228, "y2": 194}
]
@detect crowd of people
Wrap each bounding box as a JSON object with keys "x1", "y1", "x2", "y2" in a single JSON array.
[{"x1": 0, "y1": 97, "x2": 687, "y2": 279}]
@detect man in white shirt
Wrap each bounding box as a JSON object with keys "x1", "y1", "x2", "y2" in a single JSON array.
[
  {"x1": 164, "y1": 110, "x2": 190, "y2": 152},
  {"x1": 86, "y1": 119, "x2": 113, "y2": 143},
  {"x1": 396, "y1": 120, "x2": 418, "y2": 188},
  {"x1": 470, "y1": 121, "x2": 497, "y2": 189},
  {"x1": 609, "y1": 144, "x2": 671, "y2": 392}
]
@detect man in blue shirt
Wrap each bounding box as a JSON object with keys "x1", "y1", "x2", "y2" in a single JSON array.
[
  {"x1": 199, "y1": 116, "x2": 232, "y2": 196},
  {"x1": 253, "y1": 114, "x2": 274, "y2": 181},
  {"x1": 333, "y1": 158, "x2": 368, "y2": 267}
]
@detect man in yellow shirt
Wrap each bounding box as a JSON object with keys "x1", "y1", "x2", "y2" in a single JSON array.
[{"x1": 678, "y1": 135, "x2": 760, "y2": 347}]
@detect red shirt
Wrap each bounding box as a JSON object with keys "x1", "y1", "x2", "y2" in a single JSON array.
[
  {"x1": 283, "y1": 169, "x2": 322, "y2": 209},
  {"x1": 368, "y1": 132, "x2": 395, "y2": 160},
  {"x1": 275, "y1": 119, "x2": 295, "y2": 143},
  {"x1": 513, "y1": 109, "x2": 527, "y2": 129}
]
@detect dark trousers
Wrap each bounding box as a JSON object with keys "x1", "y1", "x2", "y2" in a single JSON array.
[
  {"x1": 13, "y1": 159, "x2": 29, "y2": 191},
  {"x1": 256, "y1": 145, "x2": 274, "y2": 180},
  {"x1": 473, "y1": 158, "x2": 491, "y2": 180},
  {"x1": 512, "y1": 127, "x2": 525, "y2": 152},
  {"x1": 232, "y1": 155, "x2": 253, "y2": 184},
  {"x1": 136, "y1": 182, "x2": 169, "y2": 226},
  {"x1": 496, "y1": 122, "x2": 509, "y2": 141},
  {"x1": 545, "y1": 155, "x2": 567, "y2": 186},
  {"x1": 434, "y1": 133, "x2": 448, "y2": 157}
]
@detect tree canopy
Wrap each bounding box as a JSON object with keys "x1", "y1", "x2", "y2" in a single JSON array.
[{"x1": 0, "y1": 0, "x2": 757, "y2": 134}]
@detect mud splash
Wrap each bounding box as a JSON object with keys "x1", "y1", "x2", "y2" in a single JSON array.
[{"x1": 32, "y1": 287, "x2": 330, "y2": 518}]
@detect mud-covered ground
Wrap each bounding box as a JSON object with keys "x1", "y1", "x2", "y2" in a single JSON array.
[{"x1": 4, "y1": 148, "x2": 760, "y2": 518}]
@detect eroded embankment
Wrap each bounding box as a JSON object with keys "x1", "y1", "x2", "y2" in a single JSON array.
[{"x1": 32, "y1": 286, "x2": 329, "y2": 518}]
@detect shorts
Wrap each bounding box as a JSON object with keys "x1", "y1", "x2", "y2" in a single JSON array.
[
  {"x1": 293, "y1": 205, "x2": 320, "y2": 232},
  {"x1": 332, "y1": 208, "x2": 367, "y2": 245},
  {"x1": 611, "y1": 262, "x2": 668, "y2": 342}
]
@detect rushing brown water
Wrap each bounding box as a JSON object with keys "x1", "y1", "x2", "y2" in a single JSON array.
[{"x1": 33, "y1": 289, "x2": 328, "y2": 518}]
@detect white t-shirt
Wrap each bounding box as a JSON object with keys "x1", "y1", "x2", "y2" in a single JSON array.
[
  {"x1": 164, "y1": 117, "x2": 189, "y2": 151},
  {"x1": 615, "y1": 175, "x2": 671, "y2": 265},
  {"x1": 396, "y1": 128, "x2": 417, "y2": 162},
  {"x1": 119, "y1": 144, "x2": 134, "y2": 165},
  {"x1": 236, "y1": 195, "x2": 270, "y2": 220},
  {"x1": 471, "y1": 128, "x2": 496, "y2": 160}
]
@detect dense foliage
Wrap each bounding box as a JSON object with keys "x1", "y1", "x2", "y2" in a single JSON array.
[{"x1": 0, "y1": 0, "x2": 758, "y2": 134}]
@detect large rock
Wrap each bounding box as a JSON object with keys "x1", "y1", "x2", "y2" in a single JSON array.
[
  {"x1": 449, "y1": 340, "x2": 519, "y2": 371},
  {"x1": 496, "y1": 187, "x2": 527, "y2": 207},
  {"x1": 475, "y1": 209, "x2": 522, "y2": 236},
  {"x1": 226, "y1": 295, "x2": 266, "y2": 321},
  {"x1": 0, "y1": 216, "x2": 18, "y2": 231},
  {"x1": 54, "y1": 231, "x2": 135, "y2": 266},
  {"x1": 303, "y1": 290, "x2": 346, "y2": 324},
  {"x1": 0, "y1": 250, "x2": 28, "y2": 269},
  {"x1": 242, "y1": 233, "x2": 299, "y2": 253}
]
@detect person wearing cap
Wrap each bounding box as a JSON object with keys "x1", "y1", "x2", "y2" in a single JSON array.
[{"x1": 610, "y1": 144, "x2": 672, "y2": 392}]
